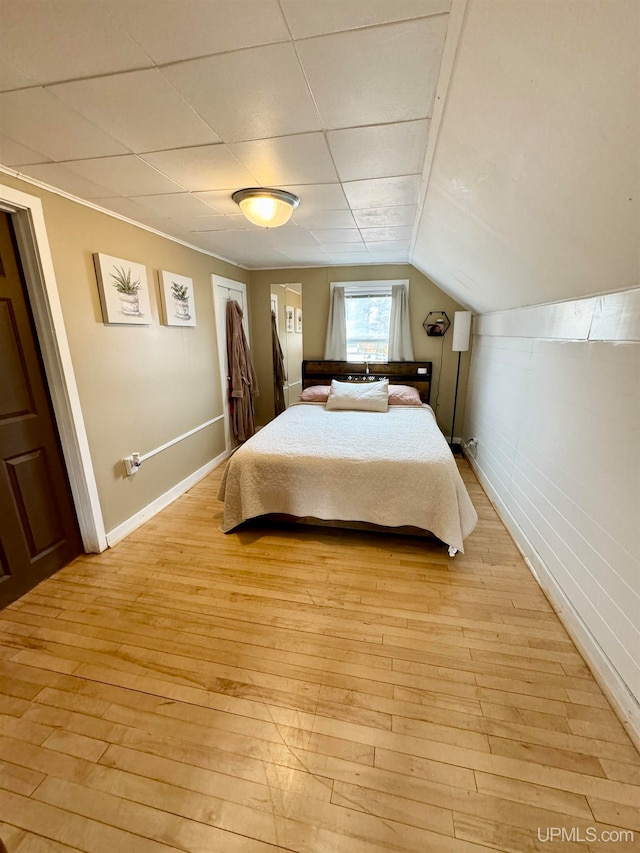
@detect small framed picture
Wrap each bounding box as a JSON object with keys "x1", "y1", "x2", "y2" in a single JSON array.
[
  {"x1": 285, "y1": 305, "x2": 294, "y2": 333},
  {"x1": 159, "y1": 270, "x2": 197, "y2": 327},
  {"x1": 295, "y1": 307, "x2": 302, "y2": 333},
  {"x1": 94, "y1": 253, "x2": 151, "y2": 325}
]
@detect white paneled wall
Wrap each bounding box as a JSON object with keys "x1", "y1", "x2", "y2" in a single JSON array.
[{"x1": 464, "y1": 290, "x2": 640, "y2": 741}]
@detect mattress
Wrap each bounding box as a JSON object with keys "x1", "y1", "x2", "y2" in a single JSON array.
[{"x1": 217, "y1": 402, "x2": 477, "y2": 553}]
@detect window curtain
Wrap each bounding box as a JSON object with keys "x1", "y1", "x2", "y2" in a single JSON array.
[
  {"x1": 324, "y1": 285, "x2": 346, "y2": 359},
  {"x1": 388, "y1": 283, "x2": 414, "y2": 360}
]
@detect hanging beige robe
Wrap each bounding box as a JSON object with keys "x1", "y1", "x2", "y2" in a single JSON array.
[{"x1": 225, "y1": 300, "x2": 258, "y2": 442}]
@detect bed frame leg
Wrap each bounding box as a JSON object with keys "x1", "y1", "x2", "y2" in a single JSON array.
[{"x1": 448, "y1": 546, "x2": 458, "y2": 557}]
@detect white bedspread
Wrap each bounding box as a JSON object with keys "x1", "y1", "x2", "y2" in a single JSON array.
[{"x1": 217, "y1": 403, "x2": 477, "y2": 553}]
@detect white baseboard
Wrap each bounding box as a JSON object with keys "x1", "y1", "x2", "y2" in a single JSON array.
[
  {"x1": 106, "y1": 450, "x2": 230, "y2": 547},
  {"x1": 465, "y1": 451, "x2": 640, "y2": 753}
]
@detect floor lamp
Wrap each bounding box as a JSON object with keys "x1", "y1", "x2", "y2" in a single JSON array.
[{"x1": 450, "y1": 311, "x2": 472, "y2": 450}]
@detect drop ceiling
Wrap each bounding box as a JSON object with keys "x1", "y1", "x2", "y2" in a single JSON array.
[{"x1": 0, "y1": 0, "x2": 455, "y2": 269}]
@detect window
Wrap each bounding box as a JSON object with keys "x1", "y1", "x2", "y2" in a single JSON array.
[
  {"x1": 344, "y1": 284, "x2": 392, "y2": 361},
  {"x1": 325, "y1": 279, "x2": 413, "y2": 361}
]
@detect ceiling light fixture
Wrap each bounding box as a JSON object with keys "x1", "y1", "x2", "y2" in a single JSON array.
[{"x1": 232, "y1": 187, "x2": 300, "y2": 228}]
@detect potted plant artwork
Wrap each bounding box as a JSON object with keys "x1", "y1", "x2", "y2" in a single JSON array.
[
  {"x1": 171, "y1": 281, "x2": 191, "y2": 320},
  {"x1": 159, "y1": 270, "x2": 197, "y2": 326},
  {"x1": 93, "y1": 253, "x2": 151, "y2": 325},
  {"x1": 111, "y1": 265, "x2": 143, "y2": 317}
]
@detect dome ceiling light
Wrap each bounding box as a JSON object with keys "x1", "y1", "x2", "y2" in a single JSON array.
[{"x1": 232, "y1": 187, "x2": 300, "y2": 228}]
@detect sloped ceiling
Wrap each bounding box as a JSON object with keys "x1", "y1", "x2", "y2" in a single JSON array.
[{"x1": 413, "y1": 0, "x2": 640, "y2": 314}]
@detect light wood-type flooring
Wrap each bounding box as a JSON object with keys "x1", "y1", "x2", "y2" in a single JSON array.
[{"x1": 0, "y1": 459, "x2": 638, "y2": 852}]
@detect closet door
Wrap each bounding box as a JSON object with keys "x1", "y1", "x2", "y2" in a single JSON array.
[
  {"x1": 0, "y1": 212, "x2": 81, "y2": 608},
  {"x1": 212, "y1": 275, "x2": 248, "y2": 450}
]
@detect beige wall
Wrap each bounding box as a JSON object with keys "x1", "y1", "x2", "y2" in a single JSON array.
[
  {"x1": 0, "y1": 174, "x2": 246, "y2": 534},
  {"x1": 249, "y1": 264, "x2": 470, "y2": 436}
]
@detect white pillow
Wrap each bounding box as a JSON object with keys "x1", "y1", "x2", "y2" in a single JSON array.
[{"x1": 325, "y1": 379, "x2": 389, "y2": 412}]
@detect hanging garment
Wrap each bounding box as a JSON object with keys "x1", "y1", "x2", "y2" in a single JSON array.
[
  {"x1": 271, "y1": 309, "x2": 287, "y2": 416},
  {"x1": 226, "y1": 300, "x2": 258, "y2": 442}
]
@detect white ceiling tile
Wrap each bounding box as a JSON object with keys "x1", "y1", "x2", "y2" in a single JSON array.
[
  {"x1": 19, "y1": 163, "x2": 117, "y2": 199},
  {"x1": 188, "y1": 230, "x2": 267, "y2": 258},
  {"x1": 192, "y1": 230, "x2": 263, "y2": 249},
  {"x1": 291, "y1": 209, "x2": 357, "y2": 229},
  {"x1": 297, "y1": 17, "x2": 448, "y2": 128},
  {"x1": 92, "y1": 197, "x2": 160, "y2": 222},
  {"x1": 139, "y1": 216, "x2": 202, "y2": 238},
  {"x1": 343, "y1": 175, "x2": 421, "y2": 209},
  {"x1": 50, "y1": 70, "x2": 219, "y2": 154},
  {"x1": 327, "y1": 121, "x2": 429, "y2": 181},
  {"x1": 244, "y1": 256, "x2": 294, "y2": 268},
  {"x1": 265, "y1": 231, "x2": 324, "y2": 251},
  {"x1": 311, "y1": 229, "x2": 364, "y2": 244},
  {"x1": 104, "y1": 0, "x2": 289, "y2": 64},
  {"x1": 281, "y1": 0, "x2": 450, "y2": 39},
  {"x1": 230, "y1": 134, "x2": 338, "y2": 186},
  {"x1": 278, "y1": 250, "x2": 329, "y2": 260},
  {"x1": 0, "y1": 0, "x2": 154, "y2": 84},
  {"x1": 128, "y1": 193, "x2": 217, "y2": 219},
  {"x1": 185, "y1": 231, "x2": 232, "y2": 250},
  {"x1": 326, "y1": 252, "x2": 376, "y2": 265},
  {"x1": 0, "y1": 60, "x2": 36, "y2": 92},
  {"x1": 161, "y1": 43, "x2": 322, "y2": 142},
  {"x1": 141, "y1": 145, "x2": 257, "y2": 192},
  {"x1": 281, "y1": 184, "x2": 350, "y2": 211},
  {"x1": 193, "y1": 191, "x2": 240, "y2": 215},
  {"x1": 155, "y1": 227, "x2": 196, "y2": 245},
  {"x1": 182, "y1": 215, "x2": 244, "y2": 232},
  {"x1": 360, "y1": 226, "x2": 414, "y2": 242},
  {"x1": 353, "y1": 205, "x2": 417, "y2": 228},
  {"x1": 65, "y1": 155, "x2": 183, "y2": 197},
  {"x1": 225, "y1": 214, "x2": 275, "y2": 230},
  {"x1": 0, "y1": 88, "x2": 129, "y2": 161},
  {"x1": 366, "y1": 240, "x2": 412, "y2": 254},
  {"x1": 202, "y1": 227, "x2": 320, "y2": 253},
  {"x1": 222, "y1": 214, "x2": 298, "y2": 231},
  {"x1": 0, "y1": 135, "x2": 50, "y2": 166},
  {"x1": 321, "y1": 243, "x2": 371, "y2": 254}
]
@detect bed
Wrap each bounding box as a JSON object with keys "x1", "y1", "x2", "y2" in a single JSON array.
[{"x1": 217, "y1": 360, "x2": 477, "y2": 554}]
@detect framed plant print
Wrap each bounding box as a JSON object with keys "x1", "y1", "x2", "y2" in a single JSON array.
[
  {"x1": 295, "y1": 307, "x2": 302, "y2": 333},
  {"x1": 159, "y1": 270, "x2": 197, "y2": 327},
  {"x1": 285, "y1": 305, "x2": 294, "y2": 333},
  {"x1": 94, "y1": 253, "x2": 151, "y2": 325}
]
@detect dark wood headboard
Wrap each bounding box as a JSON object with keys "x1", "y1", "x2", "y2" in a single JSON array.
[{"x1": 302, "y1": 360, "x2": 432, "y2": 403}]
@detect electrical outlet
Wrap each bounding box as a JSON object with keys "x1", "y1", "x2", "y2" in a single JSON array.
[{"x1": 462, "y1": 437, "x2": 479, "y2": 457}]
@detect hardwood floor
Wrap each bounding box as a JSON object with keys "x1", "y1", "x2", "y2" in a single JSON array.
[{"x1": 0, "y1": 459, "x2": 638, "y2": 852}]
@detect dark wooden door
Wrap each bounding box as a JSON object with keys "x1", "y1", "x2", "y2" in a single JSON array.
[{"x1": 0, "y1": 211, "x2": 81, "y2": 608}]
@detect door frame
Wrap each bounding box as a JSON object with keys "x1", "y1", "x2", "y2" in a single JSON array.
[
  {"x1": 0, "y1": 182, "x2": 106, "y2": 552},
  {"x1": 212, "y1": 274, "x2": 248, "y2": 452}
]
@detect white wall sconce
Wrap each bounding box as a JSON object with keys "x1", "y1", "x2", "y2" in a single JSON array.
[{"x1": 232, "y1": 188, "x2": 300, "y2": 228}]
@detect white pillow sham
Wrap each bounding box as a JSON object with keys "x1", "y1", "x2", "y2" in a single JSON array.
[{"x1": 325, "y1": 379, "x2": 389, "y2": 412}]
